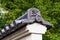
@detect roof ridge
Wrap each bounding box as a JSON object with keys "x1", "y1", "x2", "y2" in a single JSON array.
[{"x1": 0, "y1": 8, "x2": 52, "y2": 39}]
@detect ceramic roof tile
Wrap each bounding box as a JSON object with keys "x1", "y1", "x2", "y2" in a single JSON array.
[{"x1": 0, "y1": 8, "x2": 52, "y2": 39}]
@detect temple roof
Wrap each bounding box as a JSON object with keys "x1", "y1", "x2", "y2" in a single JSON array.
[{"x1": 0, "y1": 8, "x2": 52, "y2": 39}]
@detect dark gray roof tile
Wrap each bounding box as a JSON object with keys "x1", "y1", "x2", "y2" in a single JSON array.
[{"x1": 0, "y1": 8, "x2": 52, "y2": 39}]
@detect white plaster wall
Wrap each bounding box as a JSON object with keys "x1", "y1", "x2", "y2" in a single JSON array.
[
  {"x1": 2, "y1": 23, "x2": 47, "y2": 40},
  {"x1": 26, "y1": 23, "x2": 47, "y2": 34},
  {"x1": 20, "y1": 34, "x2": 42, "y2": 40}
]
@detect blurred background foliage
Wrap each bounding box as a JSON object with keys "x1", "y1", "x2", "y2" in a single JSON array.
[{"x1": 0, "y1": 0, "x2": 60, "y2": 40}]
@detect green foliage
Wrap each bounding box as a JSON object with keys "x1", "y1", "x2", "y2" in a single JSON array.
[{"x1": 0, "y1": 0, "x2": 60, "y2": 40}]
